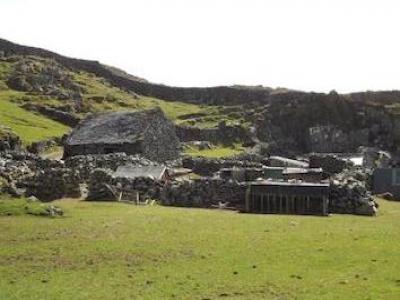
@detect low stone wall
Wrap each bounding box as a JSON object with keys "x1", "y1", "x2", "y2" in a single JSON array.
[
  {"x1": 87, "y1": 169, "x2": 163, "y2": 201},
  {"x1": 160, "y1": 178, "x2": 246, "y2": 208},
  {"x1": 25, "y1": 167, "x2": 81, "y2": 201},
  {"x1": 87, "y1": 169, "x2": 246, "y2": 208},
  {"x1": 22, "y1": 103, "x2": 80, "y2": 127}
]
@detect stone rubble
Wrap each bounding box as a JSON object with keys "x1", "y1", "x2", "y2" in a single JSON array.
[
  {"x1": 309, "y1": 154, "x2": 350, "y2": 175},
  {"x1": 330, "y1": 168, "x2": 377, "y2": 216}
]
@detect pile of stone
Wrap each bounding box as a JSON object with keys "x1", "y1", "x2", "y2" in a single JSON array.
[
  {"x1": 25, "y1": 167, "x2": 81, "y2": 201},
  {"x1": 309, "y1": 154, "x2": 349, "y2": 175},
  {"x1": 160, "y1": 178, "x2": 246, "y2": 208},
  {"x1": 182, "y1": 157, "x2": 262, "y2": 177},
  {"x1": 330, "y1": 169, "x2": 377, "y2": 216},
  {"x1": 0, "y1": 151, "x2": 38, "y2": 195}
]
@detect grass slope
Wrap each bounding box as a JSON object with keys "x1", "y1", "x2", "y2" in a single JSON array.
[
  {"x1": 184, "y1": 143, "x2": 245, "y2": 158},
  {"x1": 0, "y1": 90, "x2": 70, "y2": 144},
  {"x1": 0, "y1": 198, "x2": 399, "y2": 299},
  {"x1": 0, "y1": 58, "x2": 249, "y2": 147}
]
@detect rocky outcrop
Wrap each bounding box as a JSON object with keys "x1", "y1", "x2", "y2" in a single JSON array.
[
  {"x1": 6, "y1": 57, "x2": 82, "y2": 101},
  {"x1": 255, "y1": 92, "x2": 400, "y2": 154}
]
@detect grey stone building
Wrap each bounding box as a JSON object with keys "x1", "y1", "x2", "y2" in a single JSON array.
[{"x1": 64, "y1": 108, "x2": 180, "y2": 162}]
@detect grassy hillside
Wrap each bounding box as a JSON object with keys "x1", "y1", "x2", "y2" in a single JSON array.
[
  {"x1": 0, "y1": 198, "x2": 399, "y2": 299},
  {"x1": 0, "y1": 57, "x2": 249, "y2": 147},
  {"x1": 0, "y1": 90, "x2": 69, "y2": 144}
]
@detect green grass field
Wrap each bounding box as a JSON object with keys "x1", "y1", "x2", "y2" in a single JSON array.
[
  {"x1": 0, "y1": 198, "x2": 399, "y2": 299},
  {"x1": 184, "y1": 143, "x2": 245, "y2": 158}
]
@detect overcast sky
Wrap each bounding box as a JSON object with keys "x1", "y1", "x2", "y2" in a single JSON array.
[{"x1": 0, "y1": 0, "x2": 399, "y2": 93}]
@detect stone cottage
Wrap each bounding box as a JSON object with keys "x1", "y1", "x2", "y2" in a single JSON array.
[{"x1": 64, "y1": 108, "x2": 180, "y2": 162}]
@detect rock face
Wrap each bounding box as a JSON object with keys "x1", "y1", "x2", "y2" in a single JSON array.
[
  {"x1": 255, "y1": 92, "x2": 400, "y2": 155},
  {"x1": 64, "y1": 108, "x2": 181, "y2": 162}
]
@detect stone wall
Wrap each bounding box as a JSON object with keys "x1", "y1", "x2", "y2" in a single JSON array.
[
  {"x1": 87, "y1": 169, "x2": 163, "y2": 201},
  {"x1": 161, "y1": 178, "x2": 246, "y2": 208},
  {"x1": 22, "y1": 103, "x2": 80, "y2": 127},
  {"x1": 87, "y1": 169, "x2": 246, "y2": 208},
  {"x1": 25, "y1": 167, "x2": 81, "y2": 201}
]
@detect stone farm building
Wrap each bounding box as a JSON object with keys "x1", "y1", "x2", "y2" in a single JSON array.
[{"x1": 64, "y1": 108, "x2": 180, "y2": 162}]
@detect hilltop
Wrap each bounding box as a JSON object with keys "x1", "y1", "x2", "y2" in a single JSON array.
[{"x1": 1, "y1": 38, "x2": 400, "y2": 156}]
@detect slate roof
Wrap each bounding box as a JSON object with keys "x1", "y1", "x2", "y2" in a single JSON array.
[
  {"x1": 66, "y1": 108, "x2": 164, "y2": 146},
  {"x1": 114, "y1": 165, "x2": 168, "y2": 180}
]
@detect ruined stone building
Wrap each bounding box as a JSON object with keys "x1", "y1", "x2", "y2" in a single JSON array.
[{"x1": 64, "y1": 108, "x2": 180, "y2": 162}]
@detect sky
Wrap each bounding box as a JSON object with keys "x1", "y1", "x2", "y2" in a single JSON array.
[{"x1": 0, "y1": 0, "x2": 399, "y2": 93}]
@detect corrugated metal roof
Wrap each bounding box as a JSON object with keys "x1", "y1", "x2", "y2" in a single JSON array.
[
  {"x1": 114, "y1": 165, "x2": 167, "y2": 180},
  {"x1": 269, "y1": 156, "x2": 309, "y2": 168},
  {"x1": 250, "y1": 180, "x2": 330, "y2": 188},
  {"x1": 282, "y1": 167, "x2": 323, "y2": 175}
]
